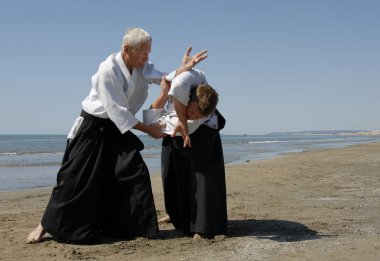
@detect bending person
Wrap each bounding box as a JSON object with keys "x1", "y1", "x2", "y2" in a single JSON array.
[
  {"x1": 143, "y1": 69, "x2": 218, "y2": 137},
  {"x1": 145, "y1": 68, "x2": 228, "y2": 239}
]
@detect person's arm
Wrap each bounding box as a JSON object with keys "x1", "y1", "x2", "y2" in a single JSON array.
[
  {"x1": 151, "y1": 76, "x2": 171, "y2": 109},
  {"x1": 171, "y1": 96, "x2": 191, "y2": 147}
]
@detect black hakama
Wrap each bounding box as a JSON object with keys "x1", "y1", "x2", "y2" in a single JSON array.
[
  {"x1": 41, "y1": 111, "x2": 158, "y2": 243},
  {"x1": 161, "y1": 111, "x2": 227, "y2": 236}
]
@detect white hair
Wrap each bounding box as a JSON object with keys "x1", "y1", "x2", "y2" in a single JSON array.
[{"x1": 121, "y1": 28, "x2": 152, "y2": 50}]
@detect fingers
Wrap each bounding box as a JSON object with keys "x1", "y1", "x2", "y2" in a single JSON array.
[
  {"x1": 185, "y1": 46, "x2": 192, "y2": 56},
  {"x1": 171, "y1": 125, "x2": 179, "y2": 137},
  {"x1": 160, "y1": 76, "x2": 166, "y2": 85},
  {"x1": 196, "y1": 54, "x2": 208, "y2": 63},
  {"x1": 183, "y1": 136, "x2": 191, "y2": 147},
  {"x1": 170, "y1": 130, "x2": 191, "y2": 147},
  {"x1": 148, "y1": 123, "x2": 167, "y2": 139},
  {"x1": 195, "y1": 49, "x2": 208, "y2": 57},
  {"x1": 193, "y1": 50, "x2": 208, "y2": 64},
  {"x1": 182, "y1": 47, "x2": 208, "y2": 68}
]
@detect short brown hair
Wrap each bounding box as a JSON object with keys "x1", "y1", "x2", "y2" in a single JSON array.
[{"x1": 190, "y1": 84, "x2": 219, "y2": 116}]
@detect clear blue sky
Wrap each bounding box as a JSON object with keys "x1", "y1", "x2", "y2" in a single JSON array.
[{"x1": 1, "y1": 0, "x2": 379, "y2": 135}]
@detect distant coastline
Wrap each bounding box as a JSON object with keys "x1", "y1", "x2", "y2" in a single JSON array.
[
  {"x1": 267, "y1": 130, "x2": 380, "y2": 136},
  {"x1": 2, "y1": 130, "x2": 380, "y2": 136}
]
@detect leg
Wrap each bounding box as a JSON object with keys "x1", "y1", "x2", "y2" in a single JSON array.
[
  {"x1": 161, "y1": 137, "x2": 192, "y2": 234},
  {"x1": 180, "y1": 126, "x2": 228, "y2": 236},
  {"x1": 99, "y1": 132, "x2": 158, "y2": 239}
]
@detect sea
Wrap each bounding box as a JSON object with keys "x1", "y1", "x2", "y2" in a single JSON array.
[{"x1": 1, "y1": 133, "x2": 380, "y2": 191}]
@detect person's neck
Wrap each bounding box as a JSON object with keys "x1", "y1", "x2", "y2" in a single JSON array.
[
  {"x1": 126, "y1": 64, "x2": 133, "y2": 74},
  {"x1": 122, "y1": 52, "x2": 133, "y2": 74}
]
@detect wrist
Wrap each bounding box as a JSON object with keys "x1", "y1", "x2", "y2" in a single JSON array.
[
  {"x1": 159, "y1": 92, "x2": 169, "y2": 100},
  {"x1": 134, "y1": 122, "x2": 151, "y2": 134}
]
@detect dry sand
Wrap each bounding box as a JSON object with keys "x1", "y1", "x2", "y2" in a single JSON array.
[{"x1": 1, "y1": 142, "x2": 380, "y2": 260}]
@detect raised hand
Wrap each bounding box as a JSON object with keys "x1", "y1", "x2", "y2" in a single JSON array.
[
  {"x1": 181, "y1": 46, "x2": 208, "y2": 71},
  {"x1": 175, "y1": 47, "x2": 208, "y2": 77}
]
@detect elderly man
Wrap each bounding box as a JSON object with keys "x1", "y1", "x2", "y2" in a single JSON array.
[{"x1": 27, "y1": 28, "x2": 207, "y2": 243}]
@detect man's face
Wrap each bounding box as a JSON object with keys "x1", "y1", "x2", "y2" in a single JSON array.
[
  {"x1": 126, "y1": 43, "x2": 151, "y2": 68},
  {"x1": 187, "y1": 101, "x2": 204, "y2": 120}
]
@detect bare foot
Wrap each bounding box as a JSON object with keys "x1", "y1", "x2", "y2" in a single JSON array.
[
  {"x1": 158, "y1": 215, "x2": 171, "y2": 224},
  {"x1": 193, "y1": 233, "x2": 202, "y2": 240},
  {"x1": 193, "y1": 233, "x2": 214, "y2": 240},
  {"x1": 26, "y1": 223, "x2": 46, "y2": 243}
]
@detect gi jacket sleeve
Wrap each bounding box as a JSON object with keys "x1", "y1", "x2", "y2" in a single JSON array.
[{"x1": 142, "y1": 62, "x2": 177, "y2": 84}]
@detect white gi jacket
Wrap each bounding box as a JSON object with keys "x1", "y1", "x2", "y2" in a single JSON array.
[
  {"x1": 143, "y1": 69, "x2": 218, "y2": 135},
  {"x1": 68, "y1": 52, "x2": 175, "y2": 139}
]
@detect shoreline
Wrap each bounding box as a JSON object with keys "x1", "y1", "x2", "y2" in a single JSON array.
[
  {"x1": 1, "y1": 142, "x2": 380, "y2": 260},
  {"x1": 2, "y1": 140, "x2": 380, "y2": 193}
]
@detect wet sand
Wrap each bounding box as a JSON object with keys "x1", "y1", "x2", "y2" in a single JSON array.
[{"x1": 1, "y1": 142, "x2": 379, "y2": 260}]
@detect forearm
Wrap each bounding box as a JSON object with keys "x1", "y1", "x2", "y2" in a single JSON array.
[
  {"x1": 172, "y1": 96, "x2": 192, "y2": 147},
  {"x1": 174, "y1": 63, "x2": 195, "y2": 77},
  {"x1": 151, "y1": 92, "x2": 169, "y2": 109},
  {"x1": 174, "y1": 65, "x2": 186, "y2": 77},
  {"x1": 173, "y1": 96, "x2": 188, "y2": 124},
  {"x1": 133, "y1": 121, "x2": 151, "y2": 134}
]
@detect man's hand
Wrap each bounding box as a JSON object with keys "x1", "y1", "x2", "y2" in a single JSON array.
[
  {"x1": 148, "y1": 123, "x2": 168, "y2": 139},
  {"x1": 134, "y1": 122, "x2": 167, "y2": 139}
]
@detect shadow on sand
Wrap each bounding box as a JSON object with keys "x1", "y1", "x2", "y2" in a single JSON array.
[
  {"x1": 228, "y1": 219, "x2": 321, "y2": 242},
  {"x1": 158, "y1": 218, "x2": 323, "y2": 242},
  {"x1": 38, "y1": 219, "x2": 322, "y2": 244}
]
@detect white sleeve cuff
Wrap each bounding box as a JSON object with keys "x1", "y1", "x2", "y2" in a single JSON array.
[{"x1": 143, "y1": 108, "x2": 164, "y2": 125}]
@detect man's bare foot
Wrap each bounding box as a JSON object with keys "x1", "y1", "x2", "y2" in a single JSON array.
[
  {"x1": 158, "y1": 215, "x2": 171, "y2": 224},
  {"x1": 26, "y1": 223, "x2": 46, "y2": 243}
]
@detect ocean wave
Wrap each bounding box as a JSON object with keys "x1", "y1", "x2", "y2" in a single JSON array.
[
  {"x1": 0, "y1": 152, "x2": 17, "y2": 156},
  {"x1": 0, "y1": 162, "x2": 62, "y2": 168},
  {"x1": 0, "y1": 151, "x2": 64, "y2": 156},
  {"x1": 248, "y1": 140, "x2": 286, "y2": 144},
  {"x1": 141, "y1": 153, "x2": 161, "y2": 158}
]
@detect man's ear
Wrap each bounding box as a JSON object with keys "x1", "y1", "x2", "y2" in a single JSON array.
[{"x1": 123, "y1": 45, "x2": 129, "y2": 54}]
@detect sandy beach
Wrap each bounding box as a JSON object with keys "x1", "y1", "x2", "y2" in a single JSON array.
[{"x1": 1, "y1": 142, "x2": 380, "y2": 260}]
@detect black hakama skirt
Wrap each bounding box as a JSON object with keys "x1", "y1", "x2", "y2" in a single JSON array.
[
  {"x1": 161, "y1": 111, "x2": 227, "y2": 236},
  {"x1": 41, "y1": 111, "x2": 158, "y2": 243}
]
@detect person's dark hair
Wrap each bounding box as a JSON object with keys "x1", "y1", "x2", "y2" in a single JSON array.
[{"x1": 190, "y1": 84, "x2": 219, "y2": 116}]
